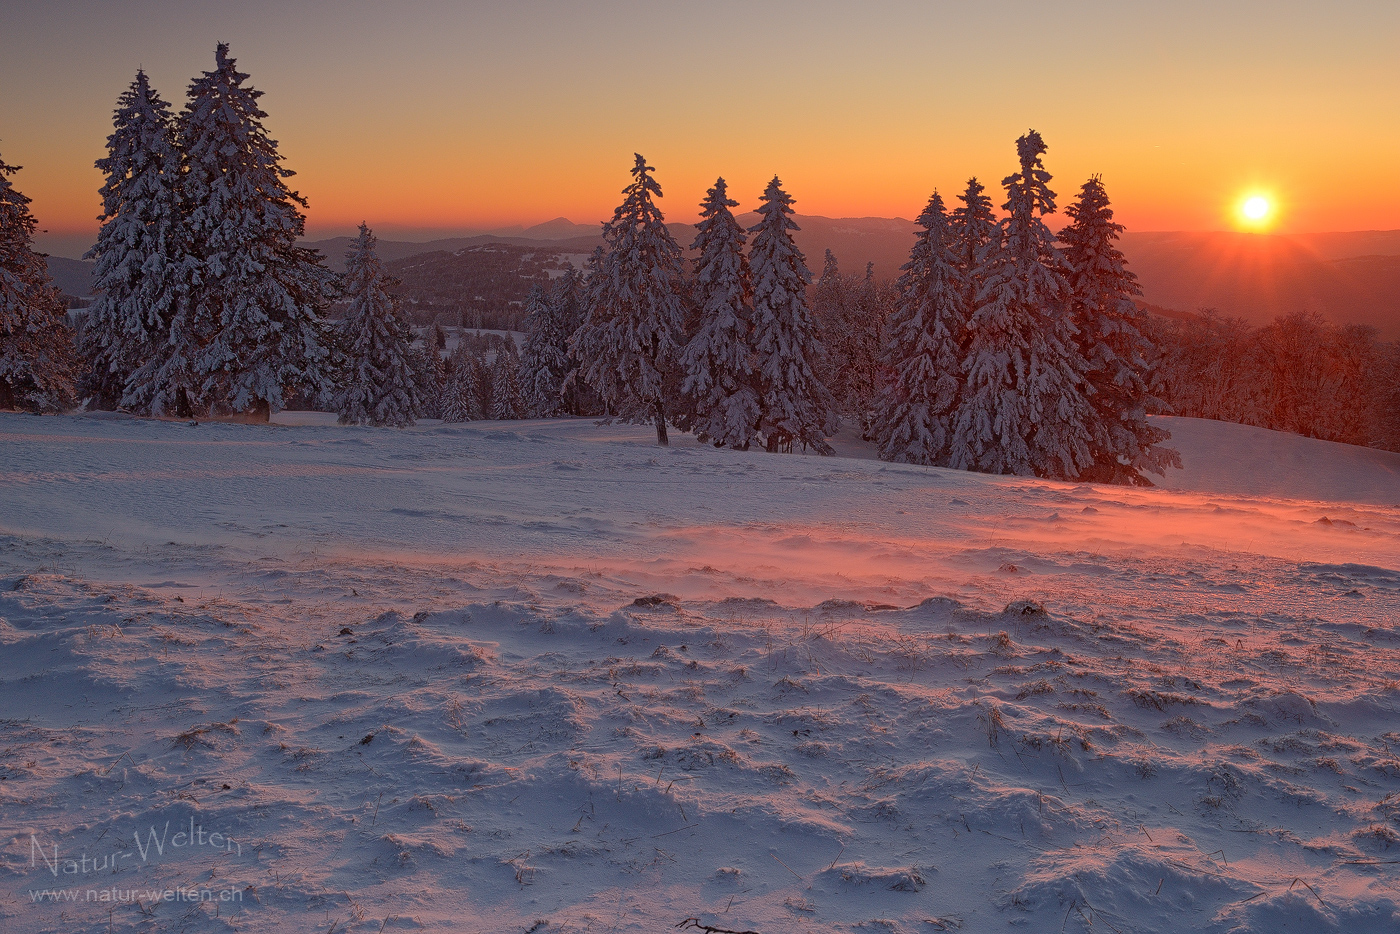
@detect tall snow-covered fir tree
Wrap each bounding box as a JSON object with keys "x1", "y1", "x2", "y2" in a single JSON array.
[
  {"x1": 949, "y1": 178, "x2": 999, "y2": 329},
  {"x1": 333, "y1": 223, "x2": 419, "y2": 427},
  {"x1": 1059, "y1": 176, "x2": 1179, "y2": 484},
  {"x1": 84, "y1": 71, "x2": 199, "y2": 415},
  {"x1": 441, "y1": 342, "x2": 482, "y2": 423},
  {"x1": 950, "y1": 131, "x2": 1094, "y2": 479},
  {"x1": 0, "y1": 153, "x2": 76, "y2": 412},
  {"x1": 871, "y1": 192, "x2": 964, "y2": 465},
  {"x1": 489, "y1": 340, "x2": 524, "y2": 419},
  {"x1": 571, "y1": 154, "x2": 688, "y2": 444},
  {"x1": 181, "y1": 43, "x2": 334, "y2": 420},
  {"x1": 519, "y1": 281, "x2": 569, "y2": 417},
  {"x1": 680, "y1": 177, "x2": 760, "y2": 448},
  {"x1": 748, "y1": 176, "x2": 835, "y2": 454}
]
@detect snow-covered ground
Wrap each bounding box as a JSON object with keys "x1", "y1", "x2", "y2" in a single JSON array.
[{"x1": 1, "y1": 412, "x2": 1397, "y2": 933}]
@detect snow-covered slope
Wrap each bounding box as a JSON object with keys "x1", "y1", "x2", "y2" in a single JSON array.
[
  {"x1": 0, "y1": 413, "x2": 1396, "y2": 933},
  {"x1": 1154, "y1": 415, "x2": 1400, "y2": 506}
]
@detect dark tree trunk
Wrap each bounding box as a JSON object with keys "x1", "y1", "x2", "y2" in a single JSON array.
[
  {"x1": 248, "y1": 398, "x2": 271, "y2": 422},
  {"x1": 174, "y1": 387, "x2": 193, "y2": 419},
  {"x1": 653, "y1": 399, "x2": 669, "y2": 446}
]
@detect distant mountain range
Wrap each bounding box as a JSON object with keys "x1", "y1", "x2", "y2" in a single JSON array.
[
  {"x1": 45, "y1": 256, "x2": 98, "y2": 300},
  {"x1": 46, "y1": 220, "x2": 1400, "y2": 338},
  {"x1": 304, "y1": 231, "x2": 602, "y2": 272},
  {"x1": 1117, "y1": 231, "x2": 1400, "y2": 338}
]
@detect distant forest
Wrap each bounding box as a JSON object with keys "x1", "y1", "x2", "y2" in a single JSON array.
[{"x1": 383, "y1": 244, "x2": 574, "y2": 331}]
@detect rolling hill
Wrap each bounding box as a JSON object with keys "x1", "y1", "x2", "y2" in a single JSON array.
[
  {"x1": 1119, "y1": 230, "x2": 1400, "y2": 338},
  {"x1": 46, "y1": 222, "x2": 1400, "y2": 339},
  {"x1": 43, "y1": 255, "x2": 98, "y2": 299}
]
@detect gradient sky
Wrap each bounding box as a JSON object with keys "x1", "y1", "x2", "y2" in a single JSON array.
[{"x1": 3, "y1": 0, "x2": 1397, "y2": 257}]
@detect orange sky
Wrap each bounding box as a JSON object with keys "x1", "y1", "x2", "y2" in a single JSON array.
[{"x1": 3, "y1": 1, "x2": 1397, "y2": 257}]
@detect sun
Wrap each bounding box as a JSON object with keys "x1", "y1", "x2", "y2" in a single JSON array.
[{"x1": 1238, "y1": 194, "x2": 1274, "y2": 228}]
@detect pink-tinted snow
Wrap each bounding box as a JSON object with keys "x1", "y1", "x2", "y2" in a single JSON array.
[{"x1": 0, "y1": 412, "x2": 1397, "y2": 933}]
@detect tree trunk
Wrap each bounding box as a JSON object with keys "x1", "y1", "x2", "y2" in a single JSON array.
[
  {"x1": 653, "y1": 399, "x2": 669, "y2": 446},
  {"x1": 249, "y1": 398, "x2": 271, "y2": 422},
  {"x1": 0, "y1": 380, "x2": 14, "y2": 412},
  {"x1": 174, "y1": 387, "x2": 193, "y2": 420}
]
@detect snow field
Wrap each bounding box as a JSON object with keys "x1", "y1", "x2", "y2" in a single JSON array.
[{"x1": 1, "y1": 413, "x2": 1398, "y2": 933}]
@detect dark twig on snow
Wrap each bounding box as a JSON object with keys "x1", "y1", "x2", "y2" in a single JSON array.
[
  {"x1": 675, "y1": 919, "x2": 761, "y2": 934},
  {"x1": 1289, "y1": 877, "x2": 1328, "y2": 911}
]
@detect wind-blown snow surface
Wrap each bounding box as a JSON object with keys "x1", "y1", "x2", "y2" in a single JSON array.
[{"x1": 1, "y1": 413, "x2": 1398, "y2": 934}]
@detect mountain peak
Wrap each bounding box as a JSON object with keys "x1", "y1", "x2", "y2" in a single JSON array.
[{"x1": 521, "y1": 217, "x2": 598, "y2": 239}]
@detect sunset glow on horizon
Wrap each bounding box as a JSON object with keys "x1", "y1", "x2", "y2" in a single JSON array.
[{"x1": 3, "y1": 1, "x2": 1398, "y2": 257}]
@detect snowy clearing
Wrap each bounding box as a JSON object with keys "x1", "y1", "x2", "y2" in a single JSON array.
[{"x1": 1, "y1": 413, "x2": 1398, "y2": 933}]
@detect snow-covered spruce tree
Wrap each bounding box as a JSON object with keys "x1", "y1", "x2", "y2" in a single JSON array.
[
  {"x1": 441, "y1": 342, "x2": 482, "y2": 423},
  {"x1": 811, "y1": 249, "x2": 845, "y2": 344},
  {"x1": 0, "y1": 154, "x2": 77, "y2": 412},
  {"x1": 409, "y1": 330, "x2": 446, "y2": 419},
  {"x1": 810, "y1": 249, "x2": 851, "y2": 402},
  {"x1": 818, "y1": 250, "x2": 840, "y2": 288},
  {"x1": 333, "y1": 223, "x2": 418, "y2": 427},
  {"x1": 571, "y1": 155, "x2": 687, "y2": 444},
  {"x1": 550, "y1": 266, "x2": 597, "y2": 415},
  {"x1": 849, "y1": 264, "x2": 895, "y2": 436},
  {"x1": 1059, "y1": 176, "x2": 1179, "y2": 484},
  {"x1": 949, "y1": 178, "x2": 999, "y2": 331},
  {"x1": 519, "y1": 281, "x2": 569, "y2": 417},
  {"x1": 489, "y1": 340, "x2": 524, "y2": 419},
  {"x1": 748, "y1": 176, "x2": 836, "y2": 454},
  {"x1": 83, "y1": 70, "x2": 198, "y2": 415},
  {"x1": 871, "y1": 192, "x2": 964, "y2": 465},
  {"x1": 181, "y1": 43, "x2": 334, "y2": 420},
  {"x1": 950, "y1": 131, "x2": 1094, "y2": 479},
  {"x1": 680, "y1": 177, "x2": 760, "y2": 448},
  {"x1": 563, "y1": 250, "x2": 603, "y2": 415}
]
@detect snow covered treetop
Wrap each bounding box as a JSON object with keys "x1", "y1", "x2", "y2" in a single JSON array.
[
  {"x1": 753, "y1": 176, "x2": 800, "y2": 233},
  {"x1": 1016, "y1": 129, "x2": 1046, "y2": 167},
  {"x1": 1005, "y1": 129, "x2": 1056, "y2": 217}
]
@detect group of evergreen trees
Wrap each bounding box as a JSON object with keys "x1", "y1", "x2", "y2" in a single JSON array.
[
  {"x1": 6, "y1": 45, "x2": 426, "y2": 428},
  {"x1": 542, "y1": 158, "x2": 837, "y2": 453},
  {"x1": 869, "y1": 131, "x2": 1177, "y2": 482},
  {"x1": 811, "y1": 254, "x2": 896, "y2": 439},
  {"x1": 538, "y1": 138, "x2": 1176, "y2": 481},
  {"x1": 423, "y1": 329, "x2": 526, "y2": 423},
  {"x1": 0, "y1": 155, "x2": 76, "y2": 411},
  {"x1": 81, "y1": 46, "x2": 337, "y2": 420},
  {"x1": 9, "y1": 49, "x2": 1393, "y2": 482},
  {"x1": 0, "y1": 101, "x2": 1181, "y2": 483}
]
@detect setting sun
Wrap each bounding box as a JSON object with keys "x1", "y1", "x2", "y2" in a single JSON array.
[{"x1": 1241, "y1": 194, "x2": 1272, "y2": 224}]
